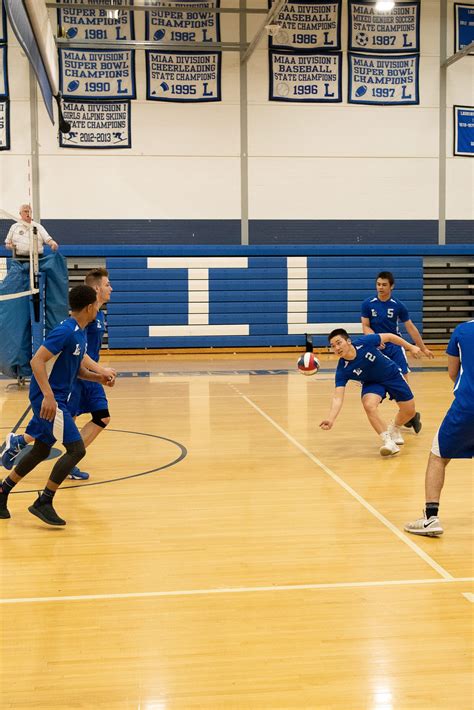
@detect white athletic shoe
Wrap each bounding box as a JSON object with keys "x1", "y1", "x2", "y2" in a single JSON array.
[
  {"x1": 379, "y1": 432, "x2": 400, "y2": 457},
  {"x1": 388, "y1": 423, "x2": 405, "y2": 445},
  {"x1": 404, "y1": 514, "x2": 444, "y2": 537}
]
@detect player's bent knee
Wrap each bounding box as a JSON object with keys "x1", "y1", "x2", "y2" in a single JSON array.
[
  {"x1": 14, "y1": 440, "x2": 51, "y2": 476},
  {"x1": 402, "y1": 401, "x2": 416, "y2": 417},
  {"x1": 32, "y1": 440, "x2": 52, "y2": 460},
  {"x1": 91, "y1": 409, "x2": 110, "y2": 429},
  {"x1": 65, "y1": 439, "x2": 86, "y2": 464},
  {"x1": 362, "y1": 399, "x2": 378, "y2": 413}
]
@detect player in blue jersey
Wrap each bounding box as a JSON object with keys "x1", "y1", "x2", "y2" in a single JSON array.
[
  {"x1": 1, "y1": 268, "x2": 115, "y2": 480},
  {"x1": 361, "y1": 271, "x2": 434, "y2": 433},
  {"x1": 66, "y1": 267, "x2": 113, "y2": 479},
  {"x1": 0, "y1": 285, "x2": 114, "y2": 526},
  {"x1": 320, "y1": 329, "x2": 423, "y2": 457},
  {"x1": 405, "y1": 320, "x2": 474, "y2": 536}
]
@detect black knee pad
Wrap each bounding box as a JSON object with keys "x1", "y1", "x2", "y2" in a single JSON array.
[
  {"x1": 65, "y1": 439, "x2": 86, "y2": 463},
  {"x1": 91, "y1": 409, "x2": 110, "y2": 428},
  {"x1": 15, "y1": 440, "x2": 51, "y2": 477},
  {"x1": 49, "y1": 439, "x2": 86, "y2": 486}
]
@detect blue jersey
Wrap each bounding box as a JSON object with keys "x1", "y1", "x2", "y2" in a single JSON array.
[
  {"x1": 29, "y1": 317, "x2": 87, "y2": 403},
  {"x1": 446, "y1": 320, "x2": 474, "y2": 412},
  {"x1": 335, "y1": 334, "x2": 402, "y2": 388},
  {"x1": 361, "y1": 296, "x2": 410, "y2": 335},
  {"x1": 361, "y1": 296, "x2": 410, "y2": 359},
  {"x1": 85, "y1": 309, "x2": 106, "y2": 362}
]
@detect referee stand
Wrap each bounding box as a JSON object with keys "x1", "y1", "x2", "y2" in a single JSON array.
[{"x1": 0, "y1": 240, "x2": 68, "y2": 386}]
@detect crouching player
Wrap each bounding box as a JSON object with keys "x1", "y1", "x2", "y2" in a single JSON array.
[{"x1": 320, "y1": 329, "x2": 423, "y2": 457}]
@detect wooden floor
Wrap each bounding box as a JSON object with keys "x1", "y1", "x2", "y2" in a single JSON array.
[{"x1": 0, "y1": 353, "x2": 473, "y2": 709}]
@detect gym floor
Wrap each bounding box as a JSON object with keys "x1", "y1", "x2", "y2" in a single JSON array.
[{"x1": 0, "y1": 353, "x2": 472, "y2": 709}]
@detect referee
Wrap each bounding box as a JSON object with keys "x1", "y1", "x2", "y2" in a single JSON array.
[{"x1": 4, "y1": 204, "x2": 59, "y2": 257}]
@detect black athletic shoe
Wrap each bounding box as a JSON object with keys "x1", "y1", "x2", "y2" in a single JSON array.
[
  {"x1": 0, "y1": 489, "x2": 11, "y2": 519},
  {"x1": 28, "y1": 495, "x2": 66, "y2": 526},
  {"x1": 411, "y1": 412, "x2": 422, "y2": 434}
]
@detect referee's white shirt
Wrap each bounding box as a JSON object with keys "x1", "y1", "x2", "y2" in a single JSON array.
[{"x1": 4, "y1": 220, "x2": 53, "y2": 256}]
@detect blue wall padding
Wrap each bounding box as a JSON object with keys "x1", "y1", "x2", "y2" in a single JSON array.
[
  {"x1": 104, "y1": 252, "x2": 425, "y2": 349},
  {"x1": 0, "y1": 262, "x2": 31, "y2": 377},
  {"x1": 0, "y1": 253, "x2": 68, "y2": 377}
]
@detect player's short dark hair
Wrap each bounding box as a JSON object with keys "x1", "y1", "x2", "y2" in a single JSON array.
[
  {"x1": 377, "y1": 271, "x2": 394, "y2": 286},
  {"x1": 69, "y1": 285, "x2": 97, "y2": 311},
  {"x1": 85, "y1": 267, "x2": 109, "y2": 287},
  {"x1": 328, "y1": 328, "x2": 349, "y2": 343}
]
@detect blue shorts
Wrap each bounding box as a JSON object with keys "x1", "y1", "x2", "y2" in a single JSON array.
[
  {"x1": 361, "y1": 372, "x2": 414, "y2": 403},
  {"x1": 68, "y1": 380, "x2": 108, "y2": 417},
  {"x1": 26, "y1": 398, "x2": 81, "y2": 447},
  {"x1": 432, "y1": 400, "x2": 474, "y2": 459},
  {"x1": 384, "y1": 344, "x2": 410, "y2": 375}
]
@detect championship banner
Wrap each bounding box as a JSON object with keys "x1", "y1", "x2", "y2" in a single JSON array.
[
  {"x1": 454, "y1": 3, "x2": 474, "y2": 52},
  {"x1": 146, "y1": 50, "x2": 221, "y2": 102},
  {"x1": 57, "y1": 0, "x2": 135, "y2": 42},
  {"x1": 269, "y1": 50, "x2": 342, "y2": 102},
  {"x1": 348, "y1": 53, "x2": 419, "y2": 105},
  {"x1": 59, "y1": 100, "x2": 131, "y2": 149},
  {"x1": 454, "y1": 106, "x2": 474, "y2": 157},
  {"x1": 145, "y1": 0, "x2": 220, "y2": 44},
  {"x1": 348, "y1": 0, "x2": 420, "y2": 53},
  {"x1": 268, "y1": 0, "x2": 341, "y2": 51},
  {"x1": 0, "y1": 3, "x2": 7, "y2": 44},
  {"x1": 0, "y1": 100, "x2": 9, "y2": 150},
  {"x1": 59, "y1": 48, "x2": 136, "y2": 99},
  {"x1": 0, "y1": 45, "x2": 8, "y2": 97}
]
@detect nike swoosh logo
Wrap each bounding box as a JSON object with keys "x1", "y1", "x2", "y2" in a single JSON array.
[{"x1": 423, "y1": 521, "x2": 435, "y2": 528}]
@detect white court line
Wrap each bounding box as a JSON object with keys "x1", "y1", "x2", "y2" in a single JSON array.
[
  {"x1": 232, "y1": 387, "x2": 455, "y2": 582},
  {"x1": 1, "y1": 577, "x2": 473, "y2": 605},
  {"x1": 462, "y1": 592, "x2": 474, "y2": 603}
]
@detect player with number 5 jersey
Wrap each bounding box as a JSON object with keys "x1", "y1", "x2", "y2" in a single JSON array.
[{"x1": 361, "y1": 271, "x2": 434, "y2": 433}]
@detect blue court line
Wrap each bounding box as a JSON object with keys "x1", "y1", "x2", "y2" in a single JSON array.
[
  {"x1": 0, "y1": 366, "x2": 448, "y2": 381},
  {"x1": 115, "y1": 367, "x2": 448, "y2": 377}
]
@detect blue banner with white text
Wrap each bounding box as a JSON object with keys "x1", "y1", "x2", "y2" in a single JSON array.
[
  {"x1": 454, "y1": 3, "x2": 474, "y2": 52},
  {"x1": 0, "y1": 45, "x2": 8, "y2": 97},
  {"x1": 454, "y1": 106, "x2": 474, "y2": 156}
]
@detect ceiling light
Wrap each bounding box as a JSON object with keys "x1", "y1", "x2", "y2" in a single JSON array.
[{"x1": 375, "y1": 1, "x2": 395, "y2": 11}]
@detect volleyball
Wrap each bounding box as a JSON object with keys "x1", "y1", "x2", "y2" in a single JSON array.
[{"x1": 297, "y1": 352, "x2": 320, "y2": 376}]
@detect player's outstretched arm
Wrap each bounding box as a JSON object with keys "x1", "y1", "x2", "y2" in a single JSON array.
[
  {"x1": 81, "y1": 353, "x2": 116, "y2": 383},
  {"x1": 30, "y1": 346, "x2": 57, "y2": 421},
  {"x1": 380, "y1": 333, "x2": 422, "y2": 358},
  {"x1": 320, "y1": 387, "x2": 345, "y2": 430},
  {"x1": 361, "y1": 316, "x2": 375, "y2": 335},
  {"x1": 77, "y1": 365, "x2": 113, "y2": 386},
  {"x1": 403, "y1": 320, "x2": 435, "y2": 358}
]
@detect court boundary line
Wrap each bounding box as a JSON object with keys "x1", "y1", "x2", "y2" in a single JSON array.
[
  {"x1": 1, "y1": 577, "x2": 473, "y2": 605},
  {"x1": 232, "y1": 387, "x2": 455, "y2": 581}
]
